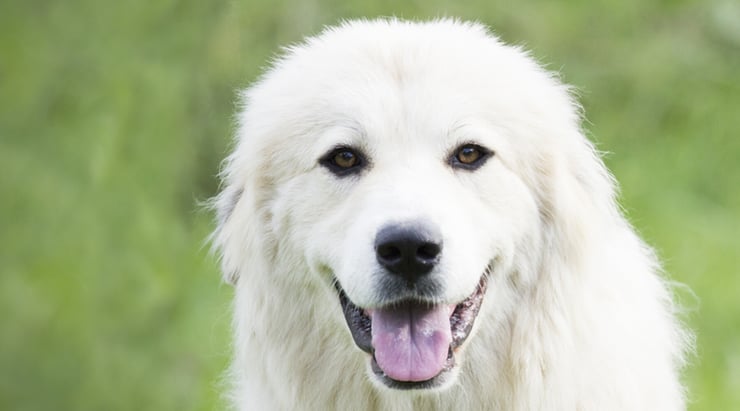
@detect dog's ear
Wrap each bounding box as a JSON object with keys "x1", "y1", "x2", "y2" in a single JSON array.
[
  {"x1": 210, "y1": 183, "x2": 246, "y2": 285},
  {"x1": 210, "y1": 161, "x2": 269, "y2": 286},
  {"x1": 541, "y1": 132, "x2": 621, "y2": 262}
]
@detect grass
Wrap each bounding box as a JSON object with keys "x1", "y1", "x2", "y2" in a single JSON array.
[{"x1": 1, "y1": 0, "x2": 738, "y2": 409}]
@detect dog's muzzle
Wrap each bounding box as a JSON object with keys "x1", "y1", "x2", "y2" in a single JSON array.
[{"x1": 336, "y1": 221, "x2": 490, "y2": 390}]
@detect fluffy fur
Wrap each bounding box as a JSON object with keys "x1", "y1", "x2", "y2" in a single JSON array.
[{"x1": 211, "y1": 19, "x2": 691, "y2": 410}]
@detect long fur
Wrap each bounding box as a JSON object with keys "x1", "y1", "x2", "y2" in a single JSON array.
[{"x1": 211, "y1": 19, "x2": 691, "y2": 410}]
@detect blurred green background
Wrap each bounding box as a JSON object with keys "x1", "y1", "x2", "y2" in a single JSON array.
[{"x1": 1, "y1": 0, "x2": 738, "y2": 409}]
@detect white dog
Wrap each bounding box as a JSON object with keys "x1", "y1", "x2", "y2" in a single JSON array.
[{"x1": 211, "y1": 19, "x2": 691, "y2": 410}]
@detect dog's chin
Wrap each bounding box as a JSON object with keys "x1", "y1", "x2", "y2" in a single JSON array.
[{"x1": 336, "y1": 269, "x2": 490, "y2": 390}]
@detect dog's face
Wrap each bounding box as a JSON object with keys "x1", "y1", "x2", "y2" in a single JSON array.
[
  {"x1": 299, "y1": 113, "x2": 542, "y2": 389},
  {"x1": 222, "y1": 20, "x2": 583, "y2": 392}
]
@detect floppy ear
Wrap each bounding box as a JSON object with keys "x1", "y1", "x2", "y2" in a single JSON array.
[
  {"x1": 210, "y1": 182, "x2": 241, "y2": 285},
  {"x1": 539, "y1": 132, "x2": 622, "y2": 265},
  {"x1": 210, "y1": 152, "x2": 267, "y2": 286},
  {"x1": 209, "y1": 183, "x2": 243, "y2": 285},
  {"x1": 210, "y1": 86, "x2": 275, "y2": 285}
]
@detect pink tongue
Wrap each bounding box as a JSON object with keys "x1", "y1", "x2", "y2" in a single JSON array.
[{"x1": 371, "y1": 304, "x2": 453, "y2": 382}]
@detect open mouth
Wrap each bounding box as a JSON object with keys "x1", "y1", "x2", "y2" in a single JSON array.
[{"x1": 336, "y1": 269, "x2": 490, "y2": 390}]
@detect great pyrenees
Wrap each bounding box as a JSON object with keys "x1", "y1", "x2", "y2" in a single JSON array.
[{"x1": 211, "y1": 19, "x2": 691, "y2": 410}]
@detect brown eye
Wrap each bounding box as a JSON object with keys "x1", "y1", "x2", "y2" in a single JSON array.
[
  {"x1": 333, "y1": 150, "x2": 358, "y2": 169},
  {"x1": 450, "y1": 143, "x2": 492, "y2": 170},
  {"x1": 320, "y1": 146, "x2": 366, "y2": 176},
  {"x1": 457, "y1": 146, "x2": 482, "y2": 164}
]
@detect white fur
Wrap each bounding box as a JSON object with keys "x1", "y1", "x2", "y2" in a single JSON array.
[{"x1": 212, "y1": 18, "x2": 691, "y2": 410}]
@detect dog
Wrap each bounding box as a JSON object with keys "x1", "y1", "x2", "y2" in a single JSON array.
[{"x1": 211, "y1": 18, "x2": 691, "y2": 410}]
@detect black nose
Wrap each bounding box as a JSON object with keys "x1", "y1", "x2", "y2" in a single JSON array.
[{"x1": 374, "y1": 222, "x2": 443, "y2": 282}]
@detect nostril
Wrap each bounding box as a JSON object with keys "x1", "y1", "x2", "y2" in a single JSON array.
[
  {"x1": 417, "y1": 242, "x2": 441, "y2": 261},
  {"x1": 377, "y1": 244, "x2": 402, "y2": 262}
]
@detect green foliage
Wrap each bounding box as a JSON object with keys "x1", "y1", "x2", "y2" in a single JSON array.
[{"x1": 1, "y1": 0, "x2": 738, "y2": 409}]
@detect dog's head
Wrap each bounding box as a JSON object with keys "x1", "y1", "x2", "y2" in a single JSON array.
[{"x1": 213, "y1": 19, "x2": 612, "y2": 391}]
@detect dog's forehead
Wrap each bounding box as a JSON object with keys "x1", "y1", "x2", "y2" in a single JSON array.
[
  {"x1": 287, "y1": 27, "x2": 565, "y2": 135},
  {"x1": 238, "y1": 20, "x2": 580, "y2": 185},
  {"x1": 262, "y1": 21, "x2": 548, "y2": 115}
]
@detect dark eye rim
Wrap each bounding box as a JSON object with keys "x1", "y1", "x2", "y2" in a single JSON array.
[
  {"x1": 449, "y1": 143, "x2": 494, "y2": 170},
  {"x1": 319, "y1": 145, "x2": 367, "y2": 176}
]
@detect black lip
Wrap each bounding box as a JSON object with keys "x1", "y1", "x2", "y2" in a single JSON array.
[
  {"x1": 337, "y1": 286, "x2": 372, "y2": 352},
  {"x1": 335, "y1": 267, "x2": 490, "y2": 389}
]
